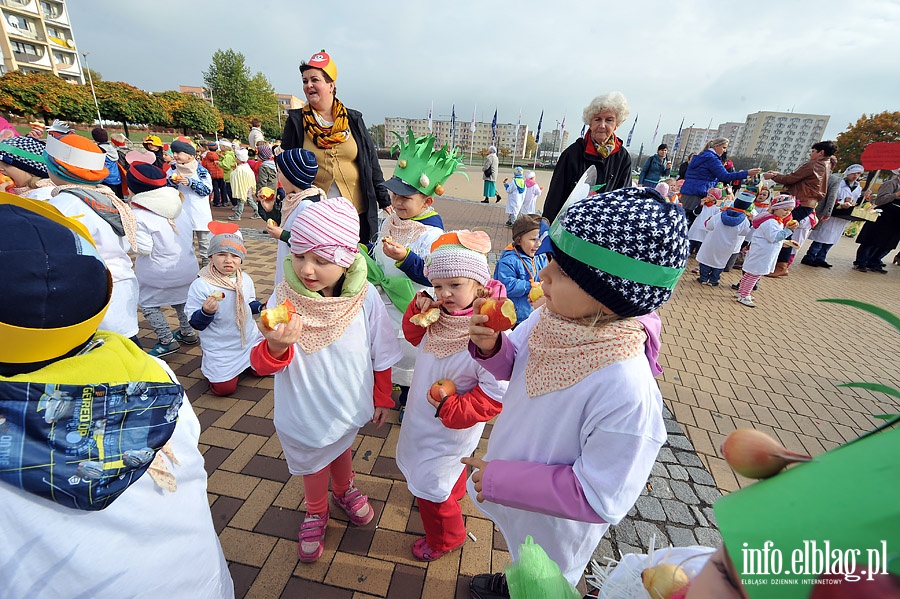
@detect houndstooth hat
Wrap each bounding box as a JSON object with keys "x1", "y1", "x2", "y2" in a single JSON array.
[{"x1": 548, "y1": 187, "x2": 689, "y2": 318}]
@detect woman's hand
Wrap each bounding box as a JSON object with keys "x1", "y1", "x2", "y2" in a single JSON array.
[
  {"x1": 372, "y1": 406, "x2": 389, "y2": 429},
  {"x1": 382, "y1": 239, "x2": 408, "y2": 261},
  {"x1": 748, "y1": 168, "x2": 762, "y2": 177},
  {"x1": 256, "y1": 312, "x2": 302, "y2": 359},
  {"x1": 461, "y1": 456, "x2": 488, "y2": 502},
  {"x1": 762, "y1": 171, "x2": 778, "y2": 180},
  {"x1": 470, "y1": 298, "x2": 501, "y2": 354},
  {"x1": 202, "y1": 294, "x2": 220, "y2": 314}
]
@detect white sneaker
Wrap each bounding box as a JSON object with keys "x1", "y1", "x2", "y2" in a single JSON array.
[{"x1": 737, "y1": 296, "x2": 756, "y2": 308}]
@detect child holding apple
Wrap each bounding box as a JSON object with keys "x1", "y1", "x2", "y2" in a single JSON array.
[
  {"x1": 373, "y1": 129, "x2": 461, "y2": 420},
  {"x1": 256, "y1": 148, "x2": 326, "y2": 285},
  {"x1": 167, "y1": 139, "x2": 213, "y2": 265},
  {"x1": 735, "y1": 194, "x2": 799, "y2": 308},
  {"x1": 493, "y1": 214, "x2": 549, "y2": 325},
  {"x1": 395, "y1": 230, "x2": 509, "y2": 562},
  {"x1": 185, "y1": 222, "x2": 264, "y2": 396},
  {"x1": 462, "y1": 187, "x2": 688, "y2": 596},
  {"x1": 250, "y1": 198, "x2": 402, "y2": 563}
]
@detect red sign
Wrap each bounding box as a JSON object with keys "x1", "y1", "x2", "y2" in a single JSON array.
[{"x1": 860, "y1": 142, "x2": 900, "y2": 171}]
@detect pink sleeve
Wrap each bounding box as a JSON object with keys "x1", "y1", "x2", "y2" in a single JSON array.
[
  {"x1": 636, "y1": 312, "x2": 663, "y2": 377},
  {"x1": 467, "y1": 334, "x2": 515, "y2": 381},
  {"x1": 480, "y1": 460, "x2": 607, "y2": 524}
]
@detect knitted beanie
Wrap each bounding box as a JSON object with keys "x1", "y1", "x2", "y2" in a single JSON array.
[
  {"x1": 549, "y1": 187, "x2": 689, "y2": 318},
  {"x1": 257, "y1": 144, "x2": 273, "y2": 161},
  {"x1": 654, "y1": 182, "x2": 670, "y2": 198},
  {"x1": 170, "y1": 140, "x2": 196, "y2": 156},
  {"x1": 512, "y1": 213, "x2": 544, "y2": 241},
  {"x1": 0, "y1": 136, "x2": 48, "y2": 177},
  {"x1": 275, "y1": 148, "x2": 318, "y2": 189},
  {"x1": 0, "y1": 197, "x2": 110, "y2": 369},
  {"x1": 206, "y1": 221, "x2": 246, "y2": 261},
  {"x1": 44, "y1": 133, "x2": 108, "y2": 184},
  {"x1": 425, "y1": 230, "x2": 492, "y2": 285},
  {"x1": 290, "y1": 197, "x2": 359, "y2": 267},
  {"x1": 127, "y1": 163, "x2": 167, "y2": 195},
  {"x1": 733, "y1": 191, "x2": 755, "y2": 211},
  {"x1": 706, "y1": 187, "x2": 723, "y2": 201},
  {"x1": 769, "y1": 194, "x2": 796, "y2": 211}
]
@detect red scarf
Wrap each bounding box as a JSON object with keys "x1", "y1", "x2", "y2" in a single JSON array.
[{"x1": 582, "y1": 131, "x2": 621, "y2": 157}]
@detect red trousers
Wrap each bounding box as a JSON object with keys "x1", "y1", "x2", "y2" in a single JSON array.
[
  {"x1": 207, "y1": 368, "x2": 261, "y2": 396},
  {"x1": 303, "y1": 448, "x2": 353, "y2": 516},
  {"x1": 417, "y1": 468, "x2": 468, "y2": 551}
]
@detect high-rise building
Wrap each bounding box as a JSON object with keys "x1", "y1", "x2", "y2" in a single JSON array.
[
  {"x1": 384, "y1": 117, "x2": 528, "y2": 158},
  {"x1": 0, "y1": 0, "x2": 83, "y2": 83},
  {"x1": 733, "y1": 111, "x2": 829, "y2": 172},
  {"x1": 717, "y1": 122, "x2": 745, "y2": 145},
  {"x1": 670, "y1": 127, "x2": 718, "y2": 164}
]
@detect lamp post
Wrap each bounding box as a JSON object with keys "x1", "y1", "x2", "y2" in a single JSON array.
[{"x1": 81, "y1": 51, "x2": 102, "y2": 126}]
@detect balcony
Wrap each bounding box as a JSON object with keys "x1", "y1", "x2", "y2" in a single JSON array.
[{"x1": 39, "y1": 0, "x2": 62, "y2": 21}]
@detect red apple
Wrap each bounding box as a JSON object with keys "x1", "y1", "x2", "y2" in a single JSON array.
[
  {"x1": 429, "y1": 379, "x2": 456, "y2": 403},
  {"x1": 478, "y1": 298, "x2": 517, "y2": 332}
]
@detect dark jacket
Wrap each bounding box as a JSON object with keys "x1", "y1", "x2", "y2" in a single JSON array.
[
  {"x1": 543, "y1": 134, "x2": 632, "y2": 224},
  {"x1": 771, "y1": 157, "x2": 831, "y2": 206},
  {"x1": 681, "y1": 149, "x2": 751, "y2": 197},
  {"x1": 639, "y1": 154, "x2": 668, "y2": 186},
  {"x1": 281, "y1": 107, "x2": 390, "y2": 243},
  {"x1": 857, "y1": 177, "x2": 900, "y2": 250}
]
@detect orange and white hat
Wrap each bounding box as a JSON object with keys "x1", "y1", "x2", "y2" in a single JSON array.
[
  {"x1": 300, "y1": 49, "x2": 338, "y2": 82},
  {"x1": 44, "y1": 133, "x2": 108, "y2": 183}
]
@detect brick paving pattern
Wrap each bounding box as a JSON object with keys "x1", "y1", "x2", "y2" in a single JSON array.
[{"x1": 141, "y1": 193, "x2": 900, "y2": 598}]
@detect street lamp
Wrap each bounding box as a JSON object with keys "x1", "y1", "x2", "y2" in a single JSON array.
[{"x1": 81, "y1": 51, "x2": 102, "y2": 126}]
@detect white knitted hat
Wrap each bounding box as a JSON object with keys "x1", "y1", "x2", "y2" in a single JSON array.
[{"x1": 424, "y1": 230, "x2": 492, "y2": 285}]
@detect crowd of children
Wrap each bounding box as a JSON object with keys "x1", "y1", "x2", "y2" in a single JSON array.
[{"x1": 4, "y1": 120, "x2": 886, "y2": 598}]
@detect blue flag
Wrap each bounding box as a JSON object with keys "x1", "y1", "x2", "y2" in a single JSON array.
[
  {"x1": 625, "y1": 113, "x2": 638, "y2": 148},
  {"x1": 535, "y1": 110, "x2": 543, "y2": 144},
  {"x1": 491, "y1": 109, "x2": 498, "y2": 143},
  {"x1": 672, "y1": 117, "x2": 685, "y2": 154}
]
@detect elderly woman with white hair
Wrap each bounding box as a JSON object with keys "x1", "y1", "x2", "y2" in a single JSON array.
[
  {"x1": 803, "y1": 163, "x2": 866, "y2": 268},
  {"x1": 542, "y1": 92, "x2": 634, "y2": 223},
  {"x1": 481, "y1": 145, "x2": 501, "y2": 203}
]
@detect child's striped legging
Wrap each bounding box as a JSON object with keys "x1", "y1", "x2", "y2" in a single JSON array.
[{"x1": 738, "y1": 273, "x2": 762, "y2": 298}]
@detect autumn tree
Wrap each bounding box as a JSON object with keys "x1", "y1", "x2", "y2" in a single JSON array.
[
  {"x1": 95, "y1": 81, "x2": 166, "y2": 137},
  {"x1": 221, "y1": 113, "x2": 248, "y2": 140},
  {"x1": 835, "y1": 112, "x2": 900, "y2": 172},
  {"x1": 156, "y1": 90, "x2": 222, "y2": 135},
  {"x1": 367, "y1": 123, "x2": 385, "y2": 147},
  {"x1": 525, "y1": 133, "x2": 537, "y2": 159},
  {"x1": 0, "y1": 71, "x2": 93, "y2": 124}
]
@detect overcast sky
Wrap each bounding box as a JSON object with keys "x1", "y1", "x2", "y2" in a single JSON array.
[{"x1": 68, "y1": 0, "x2": 897, "y2": 150}]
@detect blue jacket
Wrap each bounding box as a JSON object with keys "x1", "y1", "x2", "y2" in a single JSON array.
[
  {"x1": 681, "y1": 149, "x2": 750, "y2": 197},
  {"x1": 639, "y1": 154, "x2": 668, "y2": 186},
  {"x1": 493, "y1": 246, "x2": 548, "y2": 323}
]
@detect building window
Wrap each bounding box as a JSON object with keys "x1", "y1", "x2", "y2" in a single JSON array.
[
  {"x1": 53, "y1": 51, "x2": 74, "y2": 65},
  {"x1": 6, "y1": 13, "x2": 33, "y2": 32},
  {"x1": 12, "y1": 41, "x2": 42, "y2": 58},
  {"x1": 41, "y1": 1, "x2": 63, "y2": 20}
]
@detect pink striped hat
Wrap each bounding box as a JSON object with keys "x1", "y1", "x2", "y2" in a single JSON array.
[{"x1": 290, "y1": 197, "x2": 359, "y2": 267}]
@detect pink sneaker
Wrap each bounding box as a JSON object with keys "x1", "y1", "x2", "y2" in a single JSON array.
[
  {"x1": 298, "y1": 509, "x2": 328, "y2": 562},
  {"x1": 332, "y1": 482, "x2": 374, "y2": 526},
  {"x1": 411, "y1": 536, "x2": 465, "y2": 562}
]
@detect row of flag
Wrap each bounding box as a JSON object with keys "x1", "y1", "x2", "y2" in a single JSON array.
[{"x1": 424, "y1": 105, "x2": 697, "y2": 156}]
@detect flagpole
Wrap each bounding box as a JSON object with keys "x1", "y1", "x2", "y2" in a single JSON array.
[
  {"x1": 532, "y1": 109, "x2": 543, "y2": 170},
  {"x1": 469, "y1": 104, "x2": 476, "y2": 165}
]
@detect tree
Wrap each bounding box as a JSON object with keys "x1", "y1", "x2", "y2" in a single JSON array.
[
  {"x1": 95, "y1": 81, "x2": 165, "y2": 137},
  {"x1": 835, "y1": 112, "x2": 900, "y2": 172},
  {"x1": 246, "y1": 72, "x2": 278, "y2": 118},
  {"x1": 203, "y1": 49, "x2": 252, "y2": 117},
  {"x1": 525, "y1": 133, "x2": 537, "y2": 159},
  {"x1": 221, "y1": 113, "x2": 248, "y2": 140},
  {"x1": 0, "y1": 71, "x2": 93, "y2": 124},
  {"x1": 499, "y1": 146, "x2": 512, "y2": 158},
  {"x1": 82, "y1": 68, "x2": 102, "y2": 83},
  {"x1": 156, "y1": 90, "x2": 221, "y2": 135},
  {"x1": 368, "y1": 123, "x2": 385, "y2": 148}
]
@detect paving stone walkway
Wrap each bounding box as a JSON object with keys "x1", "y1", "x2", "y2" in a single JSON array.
[{"x1": 143, "y1": 196, "x2": 900, "y2": 598}]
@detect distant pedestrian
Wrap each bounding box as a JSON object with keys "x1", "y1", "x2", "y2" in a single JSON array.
[
  {"x1": 638, "y1": 143, "x2": 671, "y2": 188},
  {"x1": 481, "y1": 145, "x2": 500, "y2": 203}
]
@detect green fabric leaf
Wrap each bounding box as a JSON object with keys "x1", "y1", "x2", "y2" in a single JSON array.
[
  {"x1": 817, "y1": 298, "x2": 900, "y2": 333},
  {"x1": 837, "y1": 382, "x2": 900, "y2": 400}
]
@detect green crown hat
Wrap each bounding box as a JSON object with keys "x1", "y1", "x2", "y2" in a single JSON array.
[{"x1": 391, "y1": 127, "x2": 465, "y2": 196}]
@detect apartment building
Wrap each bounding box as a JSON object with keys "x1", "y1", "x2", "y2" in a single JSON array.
[
  {"x1": 384, "y1": 116, "x2": 528, "y2": 158},
  {"x1": 0, "y1": 0, "x2": 83, "y2": 83},
  {"x1": 733, "y1": 111, "x2": 829, "y2": 172}
]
